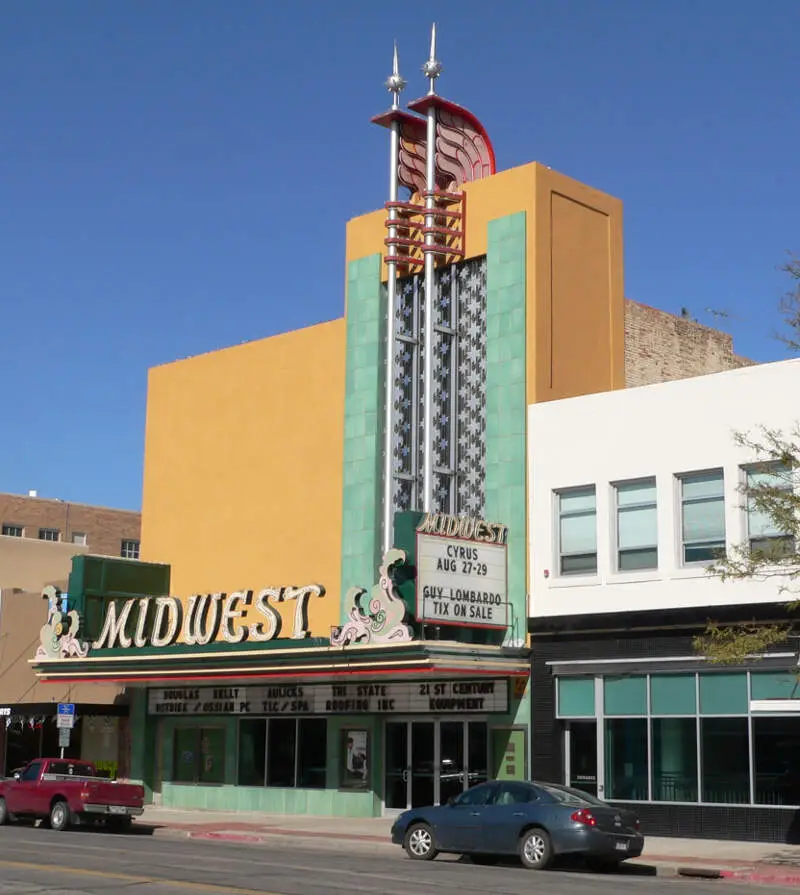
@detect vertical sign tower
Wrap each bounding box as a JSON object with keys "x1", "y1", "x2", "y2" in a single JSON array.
[{"x1": 372, "y1": 26, "x2": 497, "y2": 549}]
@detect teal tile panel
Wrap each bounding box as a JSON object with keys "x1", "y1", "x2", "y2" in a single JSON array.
[
  {"x1": 485, "y1": 212, "x2": 527, "y2": 647},
  {"x1": 340, "y1": 255, "x2": 385, "y2": 623}
]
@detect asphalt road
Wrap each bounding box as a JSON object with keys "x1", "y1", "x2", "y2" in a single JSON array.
[{"x1": 0, "y1": 824, "x2": 790, "y2": 895}]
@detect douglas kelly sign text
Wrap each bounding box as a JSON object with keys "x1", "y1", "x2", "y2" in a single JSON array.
[{"x1": 147, "y1": 679, "x2": 508, "y2": 716}]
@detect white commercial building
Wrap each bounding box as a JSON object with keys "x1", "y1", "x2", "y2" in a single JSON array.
[{"x1": 526, "y1": 358, "x2": 800, "y2": 843}]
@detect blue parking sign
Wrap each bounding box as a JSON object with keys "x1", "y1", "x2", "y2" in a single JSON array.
[{"x1": 57, "y1": 703, "x2": 75, "y2": 715}]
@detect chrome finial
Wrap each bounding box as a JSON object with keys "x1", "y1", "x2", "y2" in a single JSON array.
[
  {"x1": 385, "y1": 42, "x2": 407, "y2": 107},
  {"x1": 421, "y1": 23, "x2": 442, "y2": 94}
]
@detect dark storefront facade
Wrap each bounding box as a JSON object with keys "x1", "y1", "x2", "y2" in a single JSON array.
[
  {"x1": 530, "y1": 604, "x2": 800, "y2": 844},
  {"x1": 1, "y1": 703, "x2": 129, "y2": 778}
]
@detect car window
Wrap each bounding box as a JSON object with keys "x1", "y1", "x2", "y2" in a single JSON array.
[
  {"x1": 20, "y1": 762, "x2": 41, "y2": 782},
  {"x1": 495, "y1": 782, "x2": 537, "y2": 805},
  {"x1": 47, "y1": 762, "x2": 94, "y2": 777},
  {"x1": 536, "y1": 783, "x2": 605, "y2": 806},
  {"x1": 454, "y1": 783, "x2": 495, "y2": 806}
]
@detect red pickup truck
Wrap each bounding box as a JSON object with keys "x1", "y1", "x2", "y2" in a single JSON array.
[{"x1": 0, "y1": 758, "x2": 144, "y2": 832}]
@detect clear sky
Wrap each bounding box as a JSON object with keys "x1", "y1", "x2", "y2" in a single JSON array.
[{"x1": 2, "y1": 1, "x2": 798, "y2": 511}]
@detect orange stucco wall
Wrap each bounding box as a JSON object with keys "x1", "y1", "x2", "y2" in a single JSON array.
[
  {"x1": 140, "y1": 320, "x2": 346, "y2": 638},
  {"x1": 141, "y1": 160, "x2": 623, "y2": 639},
  {"x1": 345, "y1": 161, "x2": 625, "y2": 403}
]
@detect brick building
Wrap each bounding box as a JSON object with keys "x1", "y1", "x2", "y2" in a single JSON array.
[
  {"x1": 0, "y1": 493, "x2": 140, "y2": 777},
  {"x1": 624, "y1": 299, "x2": 752, "y2": 388},
  {"x1": 0, "y1": 492, "x2": 140, "y2": 559}
]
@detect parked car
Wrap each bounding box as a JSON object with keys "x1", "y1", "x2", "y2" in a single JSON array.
[
  {"x1": 0, "y1": 758, "x2": 144, "y2": 832},
  {"x1": 390, "y1": 780, "x2": 643, "y2": 871}
]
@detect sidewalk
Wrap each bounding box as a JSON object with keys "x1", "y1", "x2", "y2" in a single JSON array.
[{"x1": 136, "y1": 805, "x2": 800, "y2": 885}]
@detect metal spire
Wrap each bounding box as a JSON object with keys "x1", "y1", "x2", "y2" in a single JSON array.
[
  {"x1": 421, "y1": 23, "x2": 440, "y2": 512},
  {"x1": 421, "y1": 22, "x2": 442, "y2": 95},
  {"x1": 381, "y1": 43, "x2": 403, "y2": 554},
  {"x1": 385, "y1": 42, "x2": 406, "y2": 109}
]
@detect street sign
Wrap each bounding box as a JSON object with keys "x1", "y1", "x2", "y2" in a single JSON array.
[
  {"x1": 58, "y1": 728, "x2": 70, "y2": 748},
  {"x1": 57, "y1": 704, "x2": 75, "y2": 729}
]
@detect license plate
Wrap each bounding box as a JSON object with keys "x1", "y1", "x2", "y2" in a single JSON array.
[
  {"x1": 108, "y1": 805, "x2": 127, "y2": 814},
  {"x1": 615, "y1": 841, "x2": 628, "y2": 851}
]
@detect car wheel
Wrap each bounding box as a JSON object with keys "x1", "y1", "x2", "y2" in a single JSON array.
[
  {"x1": 0, "y1": 797, "x2": 8, "y2": 825},
  {"x1": 49, "y1": 800, "x2": 70, "y2": 832},
  {"x1": 404, "y1": 823, "x2": 438, "y2": 861},
  {"x1": 469, "y1": 854, "x2": 499, "y2": 865},
  {"x1": 519, "y1": 828, "x2": 553, "y2": 870}
]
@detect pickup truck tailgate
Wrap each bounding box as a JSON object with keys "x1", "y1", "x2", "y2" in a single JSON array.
[{"x1": 82, "y1": 780, "x2": 144, "y2": 807}]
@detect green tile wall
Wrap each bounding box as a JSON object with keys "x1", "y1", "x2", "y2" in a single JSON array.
[
  {"x1": 157, "y1": 715, "x2": 380, "y2": 817},
  {"x1": 485, "y1": 212, "x2": 527, "y2": 647},
  {"x1": 340, "y1": 254, "x2": 385, "y2": 621},
  {"x1": 128, "y1": 689, "x2": 156, "y2": 800}
]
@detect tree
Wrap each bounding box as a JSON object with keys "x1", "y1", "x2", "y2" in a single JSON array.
[{"x1": 693, "y1": 256, "x2": 800, "y2": 665}]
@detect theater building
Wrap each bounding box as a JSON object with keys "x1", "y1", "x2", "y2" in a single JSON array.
[
  {"x1": 30, "y1": 33, "x2": 748, "y2": 819},
  {"x1": 528, "y1": 359, "x2": 800, "y2": 842}
]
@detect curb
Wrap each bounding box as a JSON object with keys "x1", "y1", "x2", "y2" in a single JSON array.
[
  {"x1": 677, "y1": 867, "x2": 723, "y2": 879},
  {"x1": 187, "y1": 829, "x2": 392, "y2": 845},
  {"x1": 143, "y1": 824, "x2": 800, "y2": 884},
  {"x1": 721, "y1": 869, "x2": 800, "y2": 886}
]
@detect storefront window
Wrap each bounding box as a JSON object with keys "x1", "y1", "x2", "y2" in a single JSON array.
[
  {"x1": 604, "y1": 676, "x2": 646, "y2": 716},
  {"x1": 237, "y1": 718, "x2": 327, "y2": 789},
  {"x1": 173, "y1": 727, "x2": 226, "y2": 784},
  {"x1": 237, "y1": 720, "x2": 267, "y2": 787},
  {"x1": 297, "y1": 719, "x2": 327, "y2": 788},
  {"x1": 651, "y1": 718, "x2": 697, "y2": 802},
  {"x1": 605, "y1": 719, "x2": 647, "y2": 800},
  {"x1": 267, "y1": 718, "x2": 297, "y2": 787},
  {"x1": 701, "y1": 718, "x2": 749, "y2": 804},
  {"x1": 754, "y1": 717, "x2": 800, "y2": 806}
]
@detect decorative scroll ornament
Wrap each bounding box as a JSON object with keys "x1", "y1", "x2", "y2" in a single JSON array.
[
  {"x1": 331, "y1": 549, "x2": 414, "y2": 647},
  {"x1": 395, "y1": 100, "x2": 496, "y2": 198},
  {"x1": 35, "y1": 585, "x2": 89, "y2": 660}
]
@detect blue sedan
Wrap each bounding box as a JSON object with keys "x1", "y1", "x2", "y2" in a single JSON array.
[{"x1": 390, "y1": 781, "x2": 643, "y2": 870}]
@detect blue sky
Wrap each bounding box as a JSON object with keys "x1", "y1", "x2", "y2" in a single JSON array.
[{"x1": 2, "y1": 1, "x2": 798, "y2": 510}]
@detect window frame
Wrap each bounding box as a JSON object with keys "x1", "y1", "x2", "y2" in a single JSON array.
[
  {"x1": 38, "y1": 528, "x2": 60, "y2": 542},
  {"x1": 613, "y1": 477, "x2": 658, "y2": 572},
  {"x1": 743, "y1": 462, "x2": 795, "y2": 558},
  {"x1": 121, "y1": 539, "x2": 140, "y2": 560},
  {"x1": 236, "y1": 716, "x2": 327, "y2": 790},
  {"x1": 2, "y1": 524, "x2": 23, "y2": 538},
  {"x1": 678, "y1": 469, "x2": 726, "y2": 566},
  {"x1": 71, "y1": 532, "x2": 88, "y2": 546},
  {"x1": 555, "y1": 485, "x2": 598, "y2": 577}
]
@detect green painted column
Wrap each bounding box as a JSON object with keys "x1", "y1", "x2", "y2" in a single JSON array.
[
  {"x1": 485, "y1": 213, "x2": 531, "y2": 767},
  {"x1": 485, "y1": 212, "x2": 527, "y2": 649},
  {"x1": 128, "y1": 688, "x2": 154, "y2": 801},
  {"x1": 340, "y1": 254, "x2": 386, "y2": 619}
]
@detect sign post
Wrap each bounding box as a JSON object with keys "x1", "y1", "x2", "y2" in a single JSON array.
[{"x1": 56, "y1": 704, "x2": 75, "y2": 758}]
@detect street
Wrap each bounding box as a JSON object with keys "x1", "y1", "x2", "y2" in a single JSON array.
[{"x1": 0, "y1": 825, "x2": 793, "y2": 895}]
